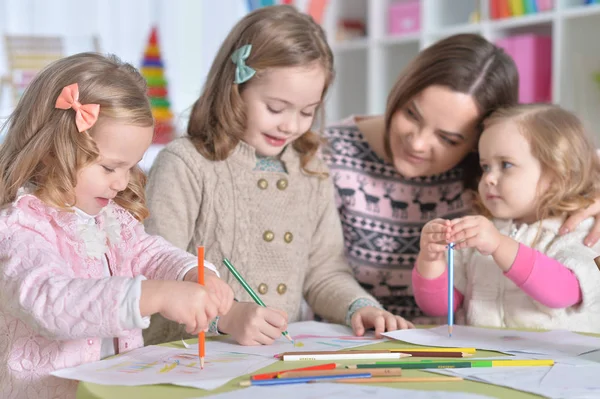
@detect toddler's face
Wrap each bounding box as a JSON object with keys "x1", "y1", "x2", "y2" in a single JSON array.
[
  {"x1": 478, "y1": 121, "x2": 549, "y2": 224},
  {"x1": 240, "y1": 63, "x2": 325, "y2": 157},
  {"x1": 74, "y1": 119, "x2": 153, "y2": 215}
]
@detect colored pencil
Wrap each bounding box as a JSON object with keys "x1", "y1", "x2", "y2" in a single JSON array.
[
  {"x1": 389, "y1": 347, "x2": 476, "y2": 354},
  {"x1": 223, "y1": 258, "x2": 294, "y2": 343},
  {"x1": 252, "y1": 363, "x2": 338, "y2": 381},
  {"x1": 349, "y1": 359, "x2": 554, "y2": 370},
  {"x1": 280, "y1": 350, "x2": 411, "y2": 362},
  {"x1": 198, "y1": 246, "x2": 205, "y2": 369},
  {"x1": 281, "y1": 350, "x2": 394, "y2": 355},
  {"x1": 280, "y1": 368, "x2": 403, "y2": 378},
  {"x1": 448, "y1": 242, "x2": 454, "y2": 337},
  {"x1": 328, "y1": 376, "x2": 463, "y2": 384},
  {"x1": 349, "y1": 362, "x2": 472, "y2": 370},
  {"x1": 283, "y1": 352, "x2": 411, "y2": 361},
  {"x1": 240, "y1": 373, "x2": 371, "y2": 386},
  {"x1": 397, "y1": 351, "x2": 472, "y2": 358}
]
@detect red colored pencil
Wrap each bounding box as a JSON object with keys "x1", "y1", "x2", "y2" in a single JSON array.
[
  {"x1": 251, "y1": 363, "x2": 338, "y2": 381},
  {"x1": 198, "y1": 246, "x2": 205, "y2": 369}
]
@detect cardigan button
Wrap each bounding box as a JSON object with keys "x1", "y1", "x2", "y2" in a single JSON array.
[
  {"x1": 276, "y1": 178, "x2": 288, "y2": 190},
  {"x1": 263, "y1": 230, "x2": 274, "y2": 242},
  {"x1": 257, "y1": 179, "x2": 268, "y2": 190},
  {"x1": 284, "y1": 232, "x2": 293, "y2": 243},
  {"x1": 276, "y1": 283, "x2": 287, "y2": 295},
  {"x1": 87, "y1": 339, "x2": 94, "y2": 345},
  {"x1": 258, "y1": 283, "x2": 268, "y2": 295}
]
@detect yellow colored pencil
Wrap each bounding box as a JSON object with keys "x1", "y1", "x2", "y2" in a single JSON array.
[{"x1": 485, "y1": 359, "x2": 554, "y2": 367}]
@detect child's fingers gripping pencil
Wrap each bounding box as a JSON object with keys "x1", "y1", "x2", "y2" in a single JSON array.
[
  {"x1": 198, "y1": 246, "x2": 205, "y2": 369},
  {"x1": 222, "y1": 258, "x2": 294, "y2": 343},
  {"x1": 448, "y1": 242, "x2": 454, "y2": 338}
]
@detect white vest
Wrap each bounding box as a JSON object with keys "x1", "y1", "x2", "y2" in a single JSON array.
[{"x1": 454, "y1": 217, "x2": 600, "y2": 333}]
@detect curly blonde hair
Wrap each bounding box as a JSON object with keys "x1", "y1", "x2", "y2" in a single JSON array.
[
  {"x1": 187, "y1": 5, "x2": 334, "y2": 176},
  {"x1": 0, "y1": 52, "x2": 153, "y2": 221},
  {"x1": 477, "y1": 104, "x2": 600, "y2": 223}
]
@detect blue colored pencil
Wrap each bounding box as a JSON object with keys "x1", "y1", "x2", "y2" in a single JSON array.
[
  {"x1": 239, "y1": 373, "x2": 372, "y2": 386},
  {"x1": 448, "y1": 243, "x2": 455, "y2": 337}
]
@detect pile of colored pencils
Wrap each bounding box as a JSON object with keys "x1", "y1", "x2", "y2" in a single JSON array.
[
  {"x1": 241, "y1": 362, "x2": 462, "y2": 386},
  {"x1": 238, "y1": 348, "x2": 554, "y2": 386}
]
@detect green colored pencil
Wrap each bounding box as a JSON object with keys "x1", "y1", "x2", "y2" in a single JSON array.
[
  {"x1": 348, "y1": 359, "x2": 554, "y2": 370},
  {"x1": 349, "y1": 361, "x2": 471, "y2": 370},
  {"x1": 223, "y1": 258, "x2": 294, "y2": 342}
]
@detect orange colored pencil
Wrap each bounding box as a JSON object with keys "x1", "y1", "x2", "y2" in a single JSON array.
[{"x1": 198, "y1": 246, "x2": 205, "y2": 369}]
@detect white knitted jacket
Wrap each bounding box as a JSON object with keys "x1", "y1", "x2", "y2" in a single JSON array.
[{"x1": 454, "y1": 217, "x2": 600, "y2": 333}]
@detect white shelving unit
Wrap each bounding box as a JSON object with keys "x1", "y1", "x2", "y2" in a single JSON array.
[{"x1": 322, "y1": 0, "x2": 600, "y2": 140}]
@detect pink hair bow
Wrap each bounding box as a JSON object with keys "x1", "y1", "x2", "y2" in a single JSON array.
[{"x1": 55, "y1": 83, "x2": 100, "y2": 132}]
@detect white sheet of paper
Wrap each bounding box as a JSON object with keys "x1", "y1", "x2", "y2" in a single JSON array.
[
  {"x1": 540, "y1": 363, "x2": 600, "y2": 390},
  {"x1": 50, "y1": 345, "x2": 275, "y2": 390},
  {"x1": 190, "y1": 321, "x2": 385, "y2": 359},
  {"x1": 435, "y1": 365, "x2": 600, "y2": 399},
  {"x1": 383, "y1": 325, "x2": 600, "y2": 356},
  {"x1": 194, "y1": 382, "x2": 495, "y2": 399}
]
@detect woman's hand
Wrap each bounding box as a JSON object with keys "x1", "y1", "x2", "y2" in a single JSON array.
[{"x1": 560, "y1": 198, "x2": 600, "y2": 247}]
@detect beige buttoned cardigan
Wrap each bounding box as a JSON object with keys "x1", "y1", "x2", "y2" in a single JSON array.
[{"x1": 142, "y1": 137, "x2": 378, "y2": 345}]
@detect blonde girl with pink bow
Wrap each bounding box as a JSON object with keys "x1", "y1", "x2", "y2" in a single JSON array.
[{"x1": 0, "y1": 53, "x2": 234, "y2": 399}]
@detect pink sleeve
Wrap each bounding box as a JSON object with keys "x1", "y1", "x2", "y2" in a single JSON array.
[
  {"x1": 0, "y1": 226, "x2": 130, "y2": 340},
  {"x1": 412, "y1": 267, "x2": 464, "y2": 316},
  {"x1": 504, "y1": 244, "x2": 582, "y2": 308},
  {"x1": 114, "y1": 206, "x2": 198, "y2": 281}
]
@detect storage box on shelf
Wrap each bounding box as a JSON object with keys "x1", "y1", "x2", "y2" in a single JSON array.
[
  {"x1": 496, "y1": 33, "x2": 552, "y2": 103},
  {"x1": 388, "y1": 1, "x2": 420, "y2": 36},
  {"x1": 321, "y1": 0, "x2": 600, "y2": 139}
]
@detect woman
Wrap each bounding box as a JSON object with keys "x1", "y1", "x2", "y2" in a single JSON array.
[{"x1": 322, "y1": 33, "x2": 600, "y2": 323}]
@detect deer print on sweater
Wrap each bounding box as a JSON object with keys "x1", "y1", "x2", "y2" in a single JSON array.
[
  {"x1": 412, "y1": 189, "x2": 437, "y2": 219},
  {"x1": 333, "y1": 173, "x2": 356, "y2": 206},
  {"x1": 383, "y1": 183, "x2": 409, "y2": 219},
  {"x1": 440, "y1": 185, "x2": 464, "y2": 211},
  {"x1": 357, "y1": 177, "x2": 381, "y2": 213}
]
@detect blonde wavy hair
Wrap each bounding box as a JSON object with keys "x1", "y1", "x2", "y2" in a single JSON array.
[
  {"x1": 188, "y1": 5, "x2": 334, "y2": 176},
  {"x1": 477, "y1": 104, "x2": 600, "y2": 224},
  {"x1": 0, "y1": 52, "x2": 153, "y2": 220}
]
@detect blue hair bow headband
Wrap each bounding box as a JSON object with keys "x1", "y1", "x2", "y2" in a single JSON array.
[{"x1": 231, "y1": 44, "x2": 256, "y2": 84}]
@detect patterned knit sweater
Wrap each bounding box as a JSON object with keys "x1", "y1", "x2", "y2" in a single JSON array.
[
  {"x1": 322, "y1": 117, "x2": 473, "y2": 323},
  {"x1": 142, "y1": 137, "x2": 378, "y2": 344}
]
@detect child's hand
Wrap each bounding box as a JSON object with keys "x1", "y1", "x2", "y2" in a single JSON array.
[
  {"x1": 184, "y1": 268, "x2": 235, "y2": 316},
  {"x1": 217, "y1": 301, "x2": 288, "y2": 346},
  {"x1": 351, "y1": 307, "x2": 414, "y2": 338},
  {"x1": 141, "y1": 280, "x2": 219, "y2": 335},
  {"x1": 420, "y1": 218, "x2": 451, "y2": 261},
  {"x1": 447, "y1": 215, "x2": 502, "y2": 255}
]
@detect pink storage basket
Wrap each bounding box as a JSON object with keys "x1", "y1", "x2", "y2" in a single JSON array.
[
  {"x1": 496, "y1": 34, "x2": 552, "y2": 103},
  {"x1": 388, "y1": 1, "x2": 420, "y2": 36}
]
